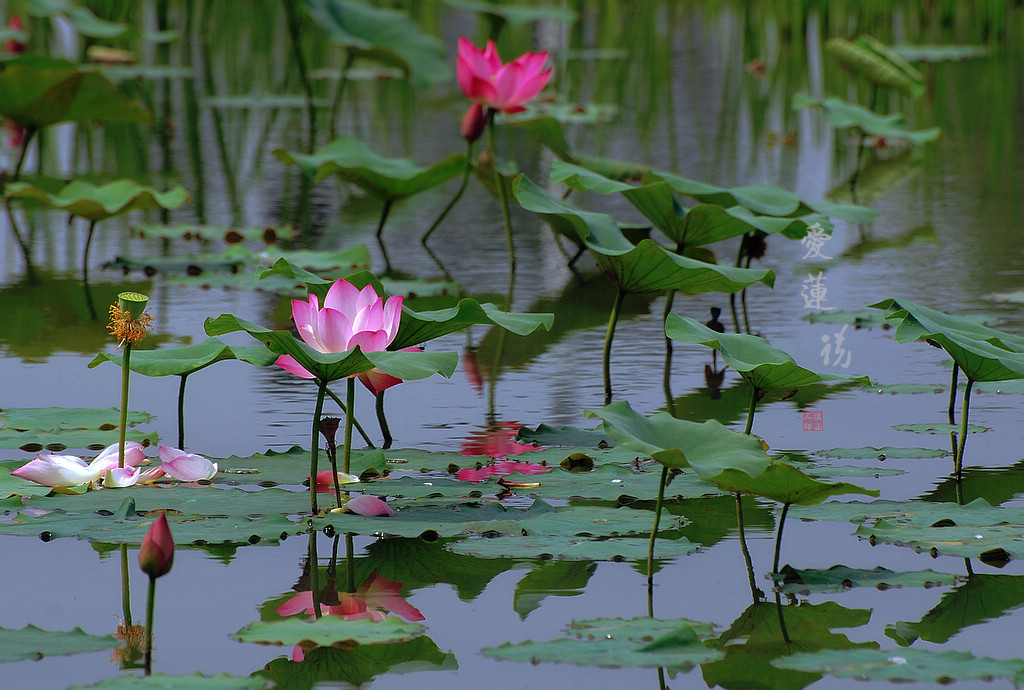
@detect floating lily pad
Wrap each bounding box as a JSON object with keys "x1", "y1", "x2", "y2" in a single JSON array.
[
  {"x1": 869, "y1": 383, "x2": 948, "y2": 394},
  {"x1": 893, "y1": 422, "x2": 988, "y2": 434},
  {"x1": 69, "y1": 674, "x2": 269, "y2": 689},
  {"x1": 5, "y1": 180, "x2": 189, "y2": 222},
  {"x1": 0, "y1": 624, "x2": 118, "y2": 663},
  {"x1": 815, "y1": 446, "x2": 947, "y2": 459},
  {"x1": 447, "y1": 534, "x2": 699, "y2": 561},
  {"x1": 0, "y1": 407, "x2": 150, "y2": 432},
  {"x1": 984, "y1": 290, "x2": 1024, "y2": 304},
  {"x1": 235, "y1": 616, "x2": 422, "y2": 647},
  {"x1": 515, "y1": 424, "x2": 612, "y2": 448},
  {"x1": 794, "y1": 94, "x2": 939, "y2": 145},
  {"x1": 773, "y1": 564, "x2": 958, "y2": 594},
  {"x1": 130, "y1": 223, "x2": 297, "y2": 244},
  {"x1": 801, "y1": 309, "x2": 889, "y2": 329},
  {"x1": 774, "y1": 648, "x2": 1024, "y2": 683},
  {"x1": 709, "y1": 462, "x2": 878, "y2": 506}
]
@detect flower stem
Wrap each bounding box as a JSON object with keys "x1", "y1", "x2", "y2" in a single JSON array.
[
  {"x1": 343, "y1": 377, "x2": 355, "y2": 475},
  {"x1": 603, "y1": 288, "x2": 626, "y2": 405},
  {"x1": 177, "y1": 373, "x2": 188, "y2": 451},
  {"x1": 743, "y1": 385, "x2": 758, "y2": 436},
  {"x1": 486, "y1": 113, "x2": 516, "y2": 274},
  {"x1": 309, "y1": 379, "x2": 328, "y2": 515},
  {"x1": 954, "y1": 378, "x2": 975, "y2": 481},
  {"x1": 82, "y1": 219, "x2": 97, "y2": 283},
  {"x1": 10, "y1": 127, "x2": 35, "y2": 182},
  {"x1": 736, "y1": 493, "x2": 759, "y2": 603},
  {"x1": 422, "y1": 140, "x2": 474, "y2": 245},
  {"x1": 120, "y1": 544, "x2": 132, "y2": 625},
  {"x1": 376, "y1": 391, "x2": 392, "y2": 449},
  {"x1": 308, "y1": 531, "x2": 322, "y2": 620},
  {"x1": 345, "y1": 533, "x2": 356, "y2": 594},
  {"x1": 772, "y1": 502, "x2": 791, "y2": 575},
  {"x1": 143, "y1": 575, "x2": 156, "y2": 675},
  {"x1": 646, "y1": 465, "x2": 668, "y2": 595},
  {"x1": 662, "y1": 290, "x2": 676, "y2": 410},
  {"x1": 118, "y1": 343, "x2": 133, "y2": 468}
]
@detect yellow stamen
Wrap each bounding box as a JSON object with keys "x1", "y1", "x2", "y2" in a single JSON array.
[{"x1": 107, "y1": 303, "x2": 155, "y2": 347}]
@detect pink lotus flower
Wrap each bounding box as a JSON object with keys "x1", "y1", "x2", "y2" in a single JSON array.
[
  {"x1": 456, "y1": 459, "x2": 549, "y2": 483},
  {"x1": 357, "y1": 346, "x2": 422, "y2": 395},
  {"x1": 141, "y1": 446, "x2": 218, "y2": 482},
  {"x1": 457, "y1": 37, "x2": 552, "y2": 114},
  {"x1": 276, "y1": 279, "x2": 404, "y2": 379},
  {"x1": 312, "y1": 470, "x2": 359, "y2": 494},
  {"x1": 138, "y1": 513, "x2": 174, "y2": 578},
  {"x1": 459, "y1": 421, "x2": 542, "y2": 459},
  {"x1": 344, "y1": 494, "x2": 396, "y2": 517},
  {"x1": 11, "y1": 442, "x2": 146, "y2": 488},
  {"x1": 276, "y1": 571, "x2": 423, "y2": 622},
  {"x1": 3, "y1": 16, "x2": 25, "y2": 55}
]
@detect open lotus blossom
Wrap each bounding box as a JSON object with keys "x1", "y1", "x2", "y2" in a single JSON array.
[
  {"x1": 275, "y1": 279, "x2": 404, "y2": 379},
  {"x1": 457, "y1": 37, "x2": 552, "y2": 114},
  {"x1": 140, "y1": 446, "x2": 218, "y2": 482},
  {"x1": 456, "y1": 459, "x2": 550, "y2": 483},
  {"x1": 11, "y1": 441, "x2": 146, "y2": 488},
  {"x1": 276, "y1": 571, "x2": 423, "y2": 622}
]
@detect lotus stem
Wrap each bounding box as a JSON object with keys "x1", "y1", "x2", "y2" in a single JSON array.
[
  {"x1": 662, "y1": 290, "x2": 676, "y2": 407},
  {"x1": 774, "y1": 591, "x2": 791, "y2": 644},
  {"x1": 309, "y1": 379, "x2": 328, "y2": 515},
  {"x1": 3, "y1": 199, "x2": 34, "y2": 276},
  {"x1": 743, "y1": 385, "x2": 758, "y2": 436},
  {"x1": 345, "y1": 533, "x2": 356, "y2": 594},
  {"x1": 486, "y1": 114, "x2": 516, "y2": 274},
  {"x1": 282, "y1": 0, "x2": 316, "y2": 153},
  {"x1": 736, "y1": 493, "x2": 759, "y2": 603},
  {"x1": 603, "y1": 288, "x2": 626, "y2": 405},
  {"x1": 375, "y1": 200, "x2": 393, "y2": 240},
  {"x1": 948, "y1": 364, "x2": 960, "y2": 425},
  {"x1": 954, "y1": 378, "x2": 975, "y2": 481},
  {"x1": 177, "y1": 374, "x2": 188, "y2": 451},
  {"x1": 10, "y1": 126, "x2": 35, "y2": 182},
  {"x1": 118, "y1": 343, "x2": 133, "y2": 468},
  {"x1": 308, "y1": 531, "x2": 322, "y2": 620},
  {"x1": 82, "y1": 219, "x2": 97, "y2": 283},
  {"x1": 120, "y1": 544, "x2": 132, "y2": 626},
  {"x1": 422, "y1": 140, "x2": 474, "y2": 245},
  {"x1": 376, "y1": 391, "x2": 392, "y2": 449},
  {"x1": 647, "y1": 465, "x2": 669, "y2": 595},
  {"x1": 329, "y1": 50, "x2": 355, "y2": 141},
  {"x1": 772, "y1": 502, "x2": 791, "y2": 575},
  {"x1": 143, "y1": 575, "x2": 156, "y2": 675},
  {"x1": 343, "y1": 377, "x2": 355, "y2": 475},
  {"x1": 325, "y1": 386, "x2": 373, "y2": 447}
]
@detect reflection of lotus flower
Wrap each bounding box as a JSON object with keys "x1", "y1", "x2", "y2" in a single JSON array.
[
  {"x1": 459, "y1": 421, "x2": 541, "y2": 459},
  {"x1": 276, "y1": 279, "x2": 404, "y2": 379},
  {"x1": 11, "y1": 441, "x2": 146, "y2": 488},
  {"x1": 456, "y1": 459, "x2": 550, "y2": 483},
  {"x1": 457, "y1": 37, "x2": 552, "y2": 114},
  {"x1": 276, "y1": 571, "x2": 423, "y2": 622}
]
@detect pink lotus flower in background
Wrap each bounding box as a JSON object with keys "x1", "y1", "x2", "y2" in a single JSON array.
[
  {"x1": 357, "y1": 346, "x2": 422, "y2": 395},
  {"x1": 4, "y1": 16, "x2": 25, "y2": 54},
  {"x1": 344, "y1": 494, "x2": 396, "y2": 517},
  {"x1": 275, "y1": 279, "x2": 404, "y2": 379},
  {"x1": 312, "y1": 469, "x2": 359, "y2": 494},
  {"x1": 140, "y1": 446, "x2": 218, "y2": 482},
  {"x1": 459, "y1": 421, "x2": 542, "y2": 459},
  {"x1": 456, "y1": 459, "x2": 550, "y2": 483},
  {"x1": 11, "y1": 442, "x2": 146, "y2": 488},
  {"x1": 138, "y1": 513, "x2": 174, "y2": 578},
  {"x1": 457, "y1": 37, "x2": 552, "y2": 114},
  {"x1": 276, "y1": 571, "x2": 423, "y2": 622}
]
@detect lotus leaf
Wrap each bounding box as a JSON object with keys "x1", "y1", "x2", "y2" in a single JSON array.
[
  {"x1": 441, "y1": 0, "x2": 576, "y2": 27},
  {"x1": 773, "y1": 564, "x2": 958, "y2": 594},
  {"x1": 893, "y1": 422, "x2": 988, "y2": 435},
  {"x1": 510, "y1": 116, "x2": 651, "y2": 180},
  {"x1": 774, "y1": 648, "x2": 1024, "y2": 683},
  {"x1": 235, "y1": 616, "x2": 422, "y2": 646},
  {"x1": 0, "y1": 624, "x2": 118, "y2": 663},
  {"x1": 68, "y1": 674, "x2": 271, "y2": 689},
  {"x1": 447, "y1": 534, "x2": 699, "y2": 561},
  {"x1": 708, "y1": 462, "x2": 878, "y2": 505},
  {"x1": 513, "y1": 560, "x2": 595, "y2": 618},
  {"x1": 893, "y1": 44, "x2": 989, "y2": 61},
  {"x1": 5, "y1": 180, "x2": 189, "y2": 222},
  {"x1": 89, "y1": 338, "x2": 276, "y2": 377},
  {"x1": 825, "y1": 34, "x2": 925, "y2": 96},
  {"x1": 793, "y1": 93, "x2": 940, "y2": 145},
  {"x1": 815, "y1": 446, "x2": 946, "y2": 459},
  {"x1": 27, "y1": 0, "x2": 131, "y2": 39}
]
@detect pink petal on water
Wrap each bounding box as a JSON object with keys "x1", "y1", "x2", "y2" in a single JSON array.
[{"x1": 345, "y1": 494, "x2": 396, "y2": 517}]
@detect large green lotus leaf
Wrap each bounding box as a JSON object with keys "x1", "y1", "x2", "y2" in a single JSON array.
[
  {"x1": 235, "y1": 616, "x2": 422, "y2": 647},
  {"x1": 793, "y1": 93, "x2": 939, "y2": 144},
  {"x1": 549, "y1": 159, "x2": 634, "y2": 194},
  {"x1": 857, "y1": 520, "x2": 1024, "y2": 560},
  {"x1": 0, "y1": 56, "x2": 151, "y2": 127},
  {"x1": 515, "y1": 423, "x2": 612, "y2": 448},
  {"x1": 0, "y1": 407, "x2": 150, "y2": 432},
  {"x1": 69, "y1": 674, "x2": 270, "y2": 689},
  {"x1": 586, "y1": 400, "x2": 771, "y2": 475},
  {"x1": 513, "y1": 173, "x2": 635, "y2": 249},
  {"x1": 774, "y1": 564, "x2": 958, "y2": 594},
  {"x1": 0, "y1": 427, "x2": 157, "y2": 452},
  {"x1": 774, "y1": 648, "x2": 1024, "y2": 683},
  {"x1": 5, "y1": 180, "x2": 189, "y2": 222},
  {"x1": 19, "y1": 486, "x2": 310, "y2": 519},
  {"x1": 441, "y1": 0, "x2": 576, "y2": 27},
  {"x1": 885, "y1": 574, "x2": 1024, "y2": 646},
  {"x1": 513, "y1": 559, "x2": 595, "y2": 618},
  {"x1": 302, "y1": 0, "x2": 449, "y2": 88},
  {"x1": 666, "y1": 314, "x2": 869, "y2": 390},
  {"x1": 204, "y1": 313, "x2": 457, "y2": 384},
  {"x1": 702, "y1": 601, "x2": 876, "y2": 690},
  {"x1": 815, "y1": 446, "x2": 946, "y2": 460},
  {"x1": 88, "y1": 338, "x2": 276, "y2": 377},
  {"x1": 484, "y1": 618, "x2": 721, "y2": 668},
  {"x1": 791, "y1": 498, "x2": 1024, "y2": 528},
  {"x1": 273, "y1": 137, "x2": 464, "y2": 199},
  {"x1": 825, "y1": 35, "x2": 925, "y2": 97},
  {"x1": 254, "y1": 637, "x2": 456, "y2": 688},
  {"x1": 448, "y1": 534, "x2": 698, "y2": 561},
  {"x1": 710, "y1": 462, "x2": 878, "y2": 505},
  {"x1": 314, "y1": 499, "x2": 680, "y2": 539},
  {"x1": 647, "y1": 169, "x2": 876, "y2": 223},
  {"x1": 0, "y1": 624, "x2": 118, "y2": 663},
  {"x1": 870, "y1": 297, "x2": 1024, "y2": 382},
  {"x1": 215, "y1": 446, "x2": 382, "y2": 487}
]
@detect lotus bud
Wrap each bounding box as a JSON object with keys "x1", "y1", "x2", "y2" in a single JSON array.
[
  {"x1": 138, "y1": 513, "x2": 174, "y2": 578},
  {"x1": 461, "y1": 103, "x2": 486, "y2": 143}
]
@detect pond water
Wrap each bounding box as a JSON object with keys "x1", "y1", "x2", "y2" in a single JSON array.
[{"x1": 3, "y1": 2, "x2": 1024, "y2": 689}]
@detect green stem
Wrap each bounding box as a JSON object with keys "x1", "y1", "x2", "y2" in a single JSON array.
[
  {"x1": 948, "y1": 364, "x2": 960, "y2": 425},
  {"x1": 308, "y1": 531, "x2": 322, "y2": 620},
  {"x1": 376, "y1": 200, "x2": 394, "y2": 273},
  {"x1": 3, "y1": 198, "x2": 34, "y2": 276},
  {"x1": 325, "y1": 386, "x2": 373, "y2": 447},
  {"x1": 329, "y1": 50, "x2": 355, "y2": 141},
  {"x1": 603, "y1": 288, "x2": 626, "y2": 405},
  {"x1": 486, "y1": 114, "x2": 516, "y2": 274},
  {"x1": 309, "y1": 379, "x2": 328, "y2": 515},
  {"x1": 662, "y1": 290, "x2": 676, "y2": 410},
  {"x1": 118, "y1": 343, "x2": 133, "y2": 468},
  {"x1": 743, "y1": 385, "x2": 758, "y2": 435},
  {"x1": 343, "y1": 377, "x2": 355, "y2": 475},
  {"x1": 422, "y1": 140, "x2": 474, "y2": 244},
  {"x1": 177, "y1": 374, "x2": 188, "y2": 451},
  {"x1": 10, "y1": 127, "x2": 35, "y2": 182},
  {"x1": 647, "y1": 466, "x2": 669, "y2": 595},
  {"x1": 143, "y1": 575, "x2": 155, "y2": 675},
  {"x1": 376, "y1": 391, "x2": 392, "y2": 449},
  {"x1": 774, "y1": 590, "x2": 791, "y2": 644},
  {"x1": 82, "y1": 219, "x2": 97, "y2": 283},
  {"x1": 120, "y1": 544, "x2": 132, "y2": 626},
  {"x1": 345, "y1": 533, "x2": 356, "y2": 594},
  {"x1": 772, "y1": 503, "x2": 791, "y2": 575},
  {"x1": 736, "y1": 493, "x2": 759, "y2": 603},
  {"x1": 954, "y1": 378, "x2": 974, "y2": 481}
]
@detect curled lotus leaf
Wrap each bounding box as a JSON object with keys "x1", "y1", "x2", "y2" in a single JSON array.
[
  {"x1": 825, "y1": 35, "x2": 925, "y2": 97},
  {"x1": 5, "y1": 180, "x2": 189, "y2": 222}
]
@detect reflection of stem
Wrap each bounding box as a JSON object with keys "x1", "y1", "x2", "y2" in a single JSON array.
[
  {"x1": 328, "y1": 50, "x2": 354, "y2": 141},
  {"x1": 143, "y1": 575, "x2": 156, "y2": 675},
  {"x1": 772, "y1": 503, "x2": 790, "y2": 574},
  {"x1": 647, "y1": 466, "x2": 669, "y2": 595},
  {"x1": 345, "y1": 533, "x2": 356, "y2": 594},
  {"x1": 954, "y1": 379, "x2": 974, "y2": 481},
  {"x1": 486, "y1": 114, "x2": 516, "y2": 274},
  {"x1": 376, "y1": 200, "x2": 394, "y2": 273},
  {"x1": 376, "y1": 391, "x2": 392, "y2": 449},
  {"x1": 740, "y1": 256, "x2": 753, "y2": 334},
  {"x1": 743, "y1": 385, "x2": 758, "y2": 435},
  {"x1": 948, "y1": 364, "x2": 959, "y2": 459},
  {"x1": 283, "y1": 0, "x2": 316, "y2": 153},
  {"x1": 735, "y1": 493, "x2": 759, "y2": 602},
  {"x1": 82, "y1": 219, "x2": 97, "y2": 284},
  {"x1": 422, "y1": 140, "x2": 474, "y2": 245},
  {"x1": 3, "y1": 199, "x2": 34, "y2": 277},
  {"x1": 954, "y1": 477, "x2": 964, "y2": 506},
  {"x1": 10, "y1": 126, "x2": 35, "y2": 181},
  {"x1": 177, "y1": 374, "x2": 188, "y2": 451},
  {"x1": 120, "y1": 544, "x2": 133, "y2": 625},
  {"x1": 325, "y1": 386, "x2": 373, "y2": 447},
  {"x1": 603, "y1": 288, "x2": 626, "y2": 405},
  {"x1": 423, "y1": 241, "x2": 454, "y2": 283},
  {"x1": 309, "y1": 380, "x2": 328, "y2": 515},
  {"x1": 662, "y1": 290, "x2": 676, "y2": 412},
  {"x1": 118, "y1": 343, "x2": 133, "y2": 468},
  {"x1": 309, "y1": 531, "x2": 322, "y2": 620},
  {"x1": 343, "y1": 378, "x2": 355, "y2": 475},
  {"x1": 774, "y1": 590, "x2": 791, "y2": 644},
  {"x1": 728, "y1": 235, "x2": 746, "y2": 332}
]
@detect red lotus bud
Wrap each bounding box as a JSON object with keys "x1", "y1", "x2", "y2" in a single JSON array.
[
  {"x1": 461, "y1": 103, "x2": 486, "y2": 143},
  {"x1": 138, "y1": 513, "x2": 174, "y2": 578}
]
